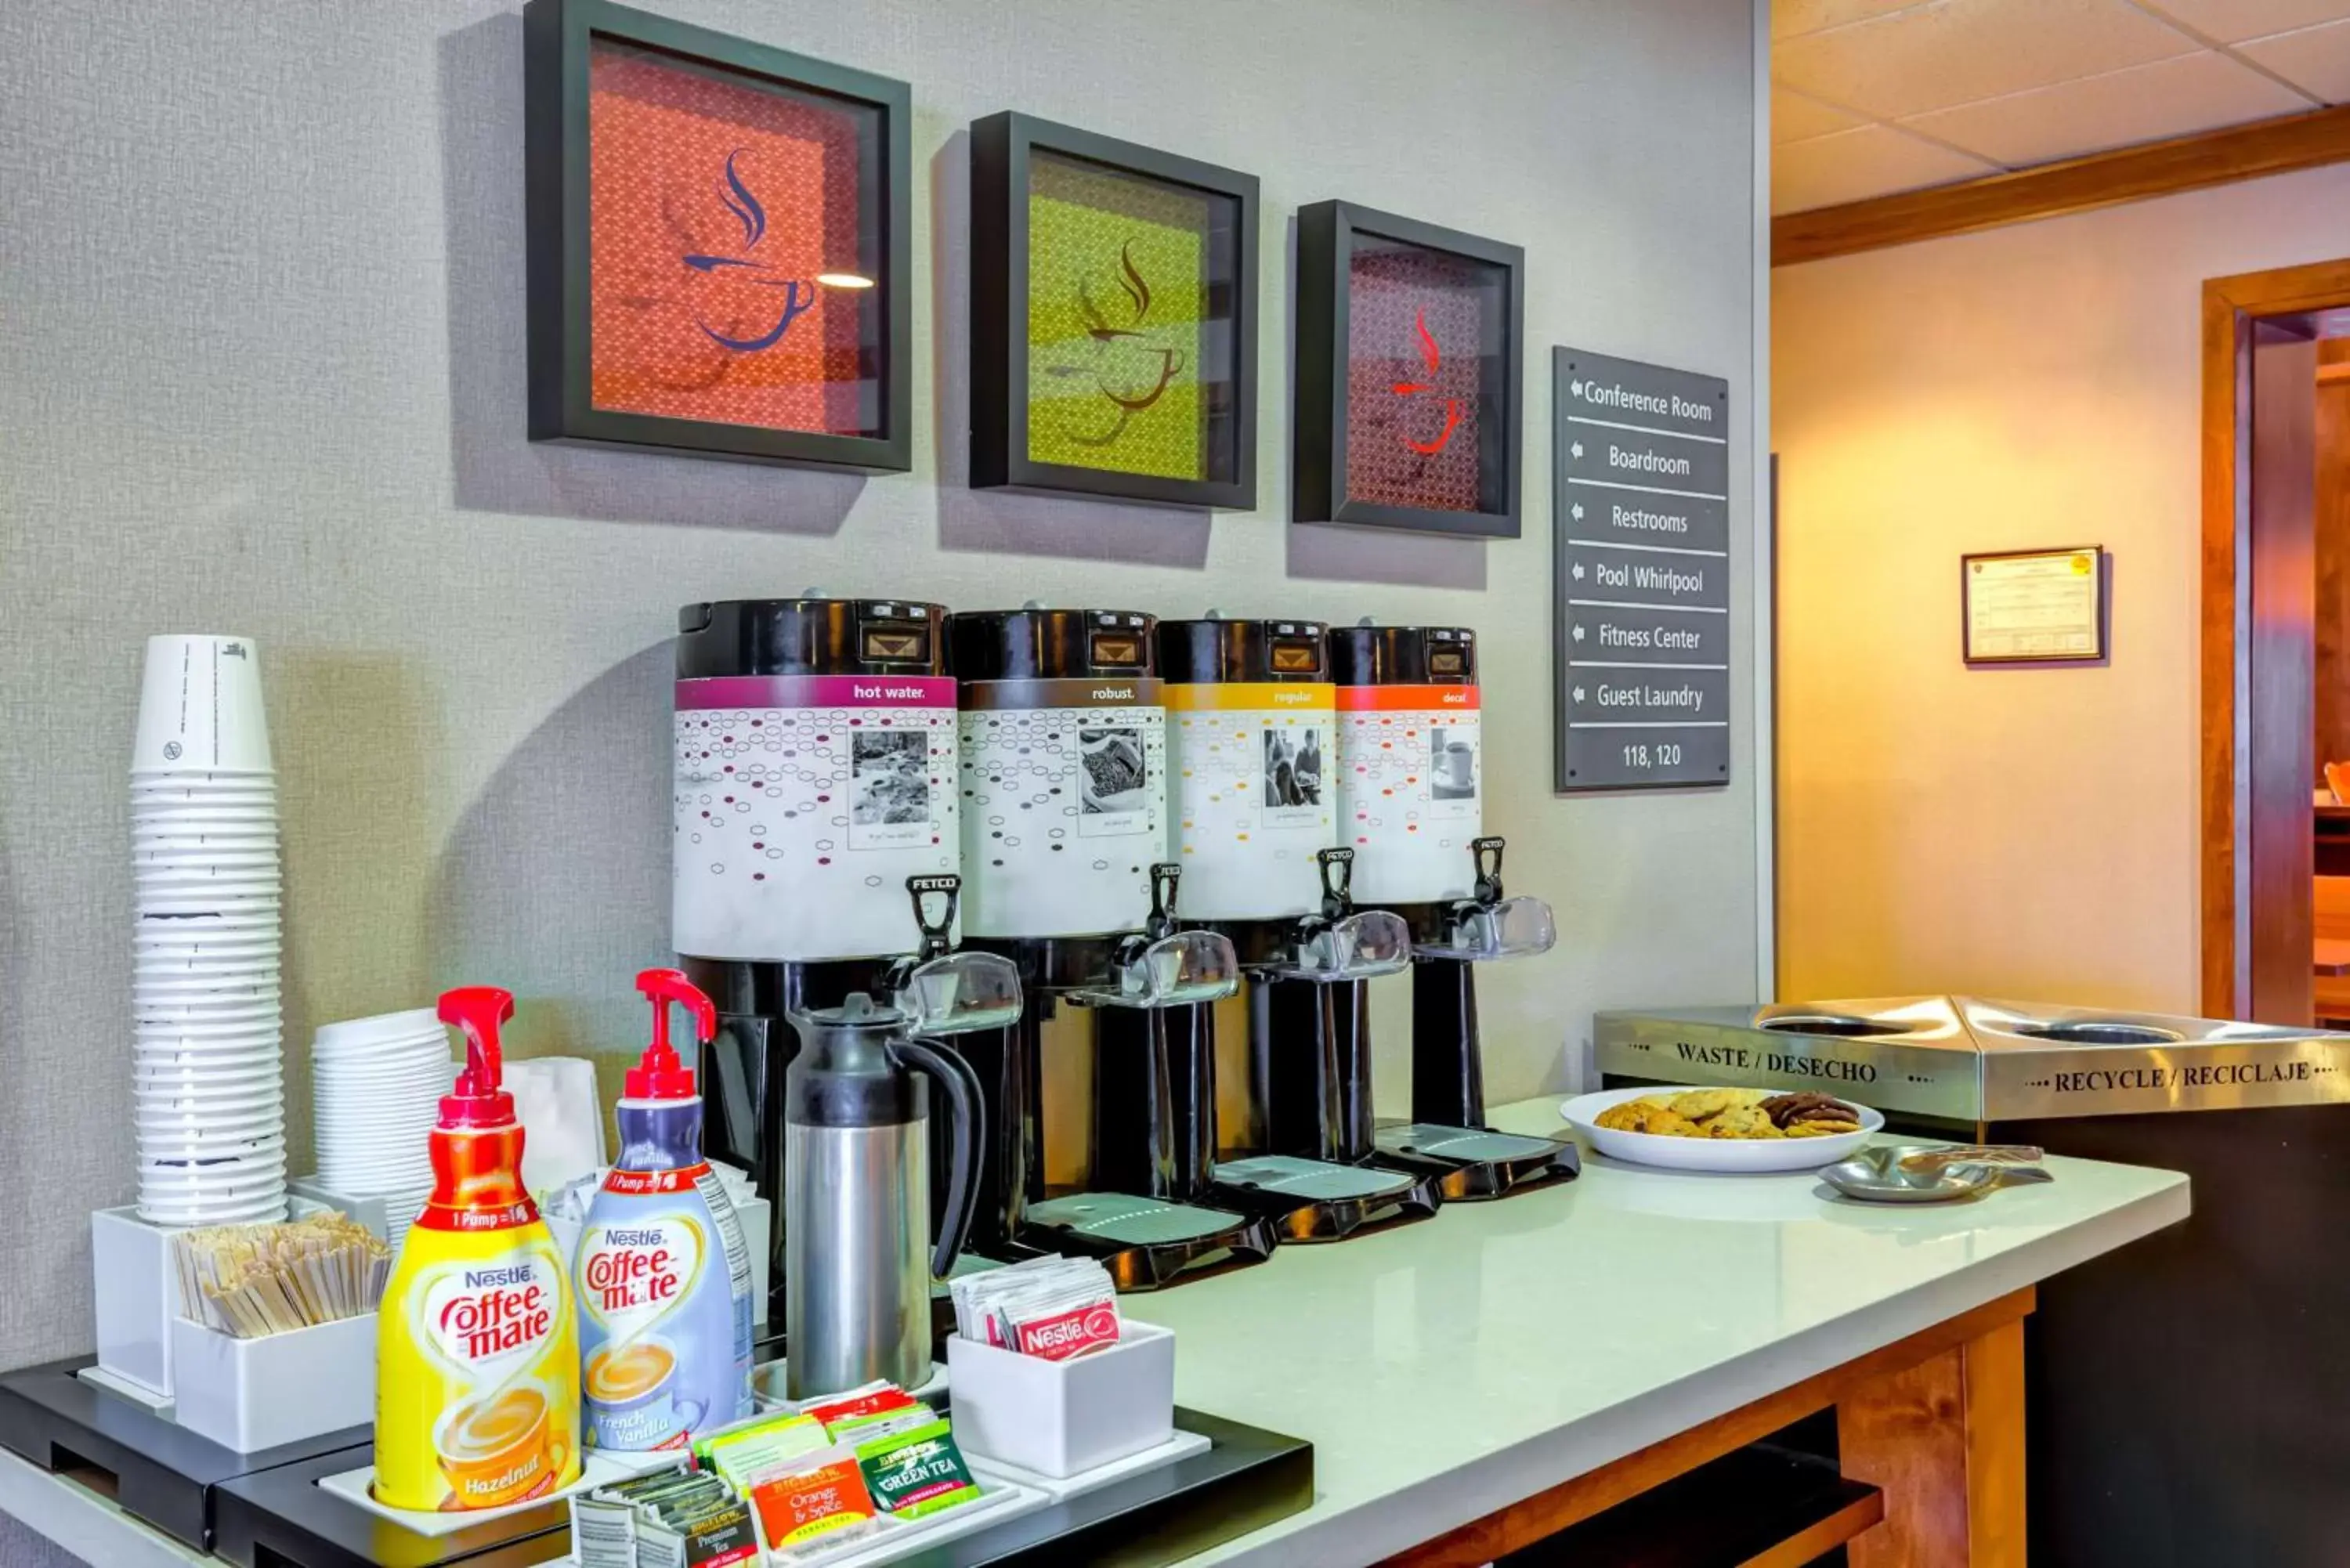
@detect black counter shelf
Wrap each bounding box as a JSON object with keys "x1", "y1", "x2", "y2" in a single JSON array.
[
  {"x1": 0, "y1": 1356, "x2": 371, "y2": 1552},
  {"x1": 212, "y1": 1406, "x2": 1313, "y2": 1568}
]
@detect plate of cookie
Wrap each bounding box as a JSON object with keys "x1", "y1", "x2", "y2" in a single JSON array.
[{"x1": 1558, "y1": 1086, "x2": 1883, "y2": 1172}]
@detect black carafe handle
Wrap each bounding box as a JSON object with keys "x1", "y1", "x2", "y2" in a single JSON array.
[{"x1": 890, "y1": 1036, "x2": 985, "y2": 1280}]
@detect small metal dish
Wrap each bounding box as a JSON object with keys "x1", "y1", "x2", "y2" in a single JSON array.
[{"x1": 1820, "y1": 1143, "x2": 2052, "y2": 1204}]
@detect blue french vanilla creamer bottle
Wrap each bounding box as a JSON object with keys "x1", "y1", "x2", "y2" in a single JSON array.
[{"x1": 576, "y1": 969, "x2": 754, "y2": 1452}]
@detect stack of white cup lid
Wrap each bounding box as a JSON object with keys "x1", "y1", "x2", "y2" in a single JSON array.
[
  {"x1": 312, "y1": 1008, "x2": 457, "y2": 1254},
  {"x1": 131, "y1": 634, "x2": 286, "y2": 1227}
]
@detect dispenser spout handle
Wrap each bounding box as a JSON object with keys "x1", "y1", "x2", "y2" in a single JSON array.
[
  {"x1": 1146, "y1": 862, "x2": 1182, "y2": 940},
  {"x1": 1315, "y1": 847, "x2": 1357, "y2": 923},
  {"x1": 1470, "y1": 836, "x2": 1506, "y2": 906},
  {"x1": 905, "y1": 874, "x2": 962, "y2": 962}
]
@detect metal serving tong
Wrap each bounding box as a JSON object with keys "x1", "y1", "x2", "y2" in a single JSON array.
[{"x1": 1821, "y1": 1143, "x2": 2051, "y2": 1204}]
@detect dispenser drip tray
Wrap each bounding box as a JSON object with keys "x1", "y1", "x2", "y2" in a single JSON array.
[
  {"x1": 1019, "y1": 1193, "x2": 1278, "y2": 1293},
  {"x1": 1208, "y1": 1155, "x2": 1443, "y2": 1244},
  {"x1": 1372, "y1": 1122, "x2": 1580, "y2": 1201},
  {"x1": 1216, "y1": 1155, "x2": 1419, "y2": 1201},
  {"x1": 1026, "y1": 1192, "x2": 1250, "y2": 1245}
]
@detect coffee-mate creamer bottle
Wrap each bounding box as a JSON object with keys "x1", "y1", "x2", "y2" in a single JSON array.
[
  {"x1": 375, "y1": 986, "x2": 581, "y2": 1511},
  {"x1": 576, "y1": 969, "x2": 754, "y2": 1451}
]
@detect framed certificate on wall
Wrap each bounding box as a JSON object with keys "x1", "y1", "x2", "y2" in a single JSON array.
[{"x1": 1961, "y1": 547, "x2": 2107, "y2": 664}]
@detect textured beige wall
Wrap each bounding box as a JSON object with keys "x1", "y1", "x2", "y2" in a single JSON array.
[
  {"x1": 1774, "y1": 164, "x2": 2350, "y2": 1012},
  {"x1": 0, "y1": 0, "x2": 1763, "y2": 1370}
]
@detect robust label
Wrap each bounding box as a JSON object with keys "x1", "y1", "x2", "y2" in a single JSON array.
[
  {"x1": 1592, "y1": 1012, "x2": 1982, "y2": 1124},
  {"x1": 375, "y1": 1230, "x2": 581, "y2": 1512},
  {"x1": 1014, "y1": 1301, "x2": 1121, "y2": 1362},
  {"x1": 959, "y1": 678, "x2": 1166, "y2": 938},
  {"x1": 674, "y1": 675, "x2": 957, "y2": 962},
  {"x1": 1163, "y1": 683, "x2": 1336, "y2": 921},
  {"x1": 1554, "y1": 348, "x2": 1734, "y2": 791},
  {"x1": 1336, "y1": 685, "x2": 1480, "y2": 904},
  {"x1": 577, "y1": 1163, "x2": 754, "y2": 1453}
]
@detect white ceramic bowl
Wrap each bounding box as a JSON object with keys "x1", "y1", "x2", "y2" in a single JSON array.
[{"x1": 1557, "y1": 1085, "x2": 1885, "y2": 1173}]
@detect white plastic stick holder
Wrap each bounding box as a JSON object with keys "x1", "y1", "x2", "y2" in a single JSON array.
[
  {"x1": 944, "y1": 1321, "x2": 1174, "y2": 1479},
  {"x1": 170, "y1": 1312, "x2": 374, "y2": 1453}
]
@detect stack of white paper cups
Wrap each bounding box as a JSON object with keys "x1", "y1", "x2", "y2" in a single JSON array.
[
  {"x1": 131, "y1": 635, "x2": 286, "y2": 1227},
  {"x1": 312, "y1": 1009, "x2": 456, "y2": 1255}
]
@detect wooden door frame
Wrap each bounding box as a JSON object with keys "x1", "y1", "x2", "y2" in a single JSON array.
[{"x1": 2200, "y1": 258, "x2": 2350, "y2": 1018}]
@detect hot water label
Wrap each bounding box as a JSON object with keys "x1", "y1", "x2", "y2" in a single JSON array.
[
  {"x1": 1336, "y1": 685, "x2": 1481, "y2": 905},
  {"x1": 1162, "y1": 682, "x2": 1336, "y2": 921},
  {"x1": 674, "y1": 675, "x2": 958, "y2": 962},
  {"x1": 958, "y1": 677, "x2": 1165, "y2": 938}
]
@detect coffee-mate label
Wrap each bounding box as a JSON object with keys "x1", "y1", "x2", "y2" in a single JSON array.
[
  {"x1": 577, "y1": 1162, "x2": 754, "y2": 1452},
  {"x1": 1336, "y1": 684, "x2": 1482, "y2": 904},
  {"x1": 375, "y1": 1230, "x2": 580, "y2": 1512}
]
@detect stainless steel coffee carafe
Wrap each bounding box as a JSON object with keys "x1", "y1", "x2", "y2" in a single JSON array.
[{"x1": 783, "y1": 992, "x2": 984, "y2": 1399}]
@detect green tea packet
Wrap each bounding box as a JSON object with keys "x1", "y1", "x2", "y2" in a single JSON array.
[
  {"x1": 823, "y1": 1400, "x2": 938, "y2": 1447},
  {"x1": 854, "y1": 1419, "x2": 983, "y2": 1519}
]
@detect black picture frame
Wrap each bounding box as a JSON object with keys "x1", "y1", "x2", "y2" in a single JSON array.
[
  {"x1": 1293, "y1": 201, "x2": 1524, "y2": 539},
  {"x1": 1961, "y1": 545, "x2": 2110, "y2": 665},
  {"x1": 524, "y1": 0, "x2": 913, "y2": 471},
  {"x1": 969, "y1": 111, "x2": 1259, "y2": 510}
]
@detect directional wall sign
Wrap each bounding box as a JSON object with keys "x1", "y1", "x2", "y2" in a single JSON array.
[{"x1": 1553, "y1": 348, "x2": 1732, "y2": 791}]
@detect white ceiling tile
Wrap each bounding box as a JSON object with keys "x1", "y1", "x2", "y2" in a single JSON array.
[
  {"x1": 1773, "y1": 0, "x2": 2203, "y2": 119},
  {"x1": 1772, "y1": 125, "x2": 2001, "y2": 213},
  {"x1": 1774, "y1": 87, "x2": 1869, "y2": 143},
  {"x1": 1900, "y1": 51, "x2": 2308, "y2": 164},
  {"x1": 2134, "y1": 0, "x2": 2350, "y2": 45},
  {"x1": 2240, "y1": 17, "x2": 2350, "y2": 99},
  {"x1": 1775, "y1": 0, "x2": 1931, "y2": 41}
]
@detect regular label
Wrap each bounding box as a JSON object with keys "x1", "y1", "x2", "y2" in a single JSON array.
[{"x1": 1163, "y1": 683, "x2": 1336, "y2": 921}]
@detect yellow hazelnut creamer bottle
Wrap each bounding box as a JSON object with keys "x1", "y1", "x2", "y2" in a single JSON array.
[{"x1": 374, "y1": 986, "x2": 582, "y2": 1511}]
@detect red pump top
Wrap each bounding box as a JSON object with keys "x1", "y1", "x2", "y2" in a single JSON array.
[
  {"x1": 626, "y1": 968, "x2": 718, "y2": 1100},
  {"x1": 436, "y1": 986, "x2": 517, "y2": 1129}
]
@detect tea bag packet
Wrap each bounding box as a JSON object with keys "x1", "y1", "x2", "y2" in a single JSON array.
[
  {"x1": 571, "y1": 1465, "x2": 696, "y2": 1568},
  {"x1": 746, "y1": 1446, "x2": 878, "y2": 1556},
  {"x1": 855, "y1": 1420, "x2": 983, "y2": 1519},
  {"x1": 695, "y1": 1411, "x2": 829, "y2": 1492},
  {"x1": 803, "y1": 1382, "x2": 919, "y2": 1439},
  {"x1": 639, "y1": 1488, "x2": 759, "y2": 1568},
  {"x1": 823, "y1": 1401, "x2": 938, "y2": 1447}
]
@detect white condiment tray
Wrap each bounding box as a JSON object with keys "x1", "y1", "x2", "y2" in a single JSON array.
[
  {"x1": 316, "y1": 1449, "x2": 681, "y2": 1536},
  {"x1": 549, "y1": 1476, "x2": 1041, "y2": 1567},
  {"x1": 968, "y1": 1426, "x2": 1210, "y2": 1501}
]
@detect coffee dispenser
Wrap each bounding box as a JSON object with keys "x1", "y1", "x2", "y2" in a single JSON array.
[
  {"x1": 947, "y1": 607, "x2": 1277, "y2": 1287},
  {"x1": 674, "y1": 596, "x2": 989, "y2": 1321},
  {"x1": 1329, "y1": 624, "x2": 1577, "y2": 1198},
  {"x1": 1159, "y1": 616, "x2": 1443, "y2": 1238}
]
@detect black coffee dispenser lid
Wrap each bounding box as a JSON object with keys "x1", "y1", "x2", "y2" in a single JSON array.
[
  {"x1": 1157, "y1": 615, "x2": 1329, "y2": 684},
  {"x1": 948, "y1": 606, "x2": 1156, "y2": 681},
  {"x1": 1327, "y1": 623, "x2": 1477, "y2": 686},
  {"x1": 678, "y1": 596, "x2": 949, "y2": 679}
]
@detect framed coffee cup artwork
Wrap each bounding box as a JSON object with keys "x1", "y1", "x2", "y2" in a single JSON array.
[
  {"x1": 1292, "y1": 201, "x2": 1524, "y2": 538},
  {"x1": 969, "y1": 112, "x2": 1260, "y2": 510},
  {"x1": 524, "y1": 0, "x2": 912, "y2": 471}
]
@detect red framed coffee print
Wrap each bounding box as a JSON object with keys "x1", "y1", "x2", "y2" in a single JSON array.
[
  {"x1": 526, "y1": 0, "x2": 911, "y2": 471},
  {"x1": 1293, "y1": 202, "x2": 1523, "y2": 538}
]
